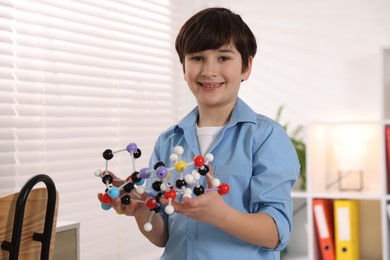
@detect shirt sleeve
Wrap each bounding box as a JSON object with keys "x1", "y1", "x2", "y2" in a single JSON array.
[{"x1": 249, "y1": 122, "x2": 300, "y2": 250}]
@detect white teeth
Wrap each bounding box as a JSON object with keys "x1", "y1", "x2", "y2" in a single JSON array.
[{"x1": 202, "y1": 83, "x2": 220, "y2": 88}]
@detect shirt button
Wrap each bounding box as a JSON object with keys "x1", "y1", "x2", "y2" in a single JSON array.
[{"x1": 188, "y1": 233, "x2": 195, "y2": 240}]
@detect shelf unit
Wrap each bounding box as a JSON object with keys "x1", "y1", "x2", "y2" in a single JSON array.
[{"x1": 283, "y1": 48, "x2": 390, "y2": 260}]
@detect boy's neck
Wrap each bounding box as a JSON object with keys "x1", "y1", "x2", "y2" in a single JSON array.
[{"x1": 197, "y1": 100, "x2": 236, "y2": 127}]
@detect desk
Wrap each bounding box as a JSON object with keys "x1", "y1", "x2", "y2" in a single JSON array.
[{"x1": 53, "y1": 221, "x2": 80, "y2": 260}]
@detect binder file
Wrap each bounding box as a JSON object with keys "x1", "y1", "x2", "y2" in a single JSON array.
[
  {"x1": 313, "y1": 199, "x2": 336, "y2": 260},
  {"x1": 334, "y1": 200, "x2": 359, "y2": 260}
]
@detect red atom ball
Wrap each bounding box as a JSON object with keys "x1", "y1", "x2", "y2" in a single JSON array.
[
  {"x1": 146, "y1": 197, "x2": 157, "y2": 209},
  {"x1": 164, "y1": 189, "x2": 177, "y2": 200},
  {"x1": 101, "y1": 192, "x2": 112, "y2": 204},
  {"x1": 193, "y1": 155, "x2": 205, "y2": 167},
  {"x1": 218, "y1": 183, "x2": 230, "y2": 195}
]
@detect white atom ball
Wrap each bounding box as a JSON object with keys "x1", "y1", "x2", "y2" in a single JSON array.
[
  {"x1": 165, "y1": 205, "x2": 175, "y2": 215},
  {"x1": 143, "y1": 223, "x2": 153, "y2": 232},
  {"x1": 174, "y1": 146, "x2": 184, "y2": 155}
]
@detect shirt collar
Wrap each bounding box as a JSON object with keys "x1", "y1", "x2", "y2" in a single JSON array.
[{"x1": 175, "y1": 97, "x2": 257, "y2": 132}]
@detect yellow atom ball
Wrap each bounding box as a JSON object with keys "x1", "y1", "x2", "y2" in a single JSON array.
[{"x1": 175, "y1": 161, "x2": 187, "y2": 172}]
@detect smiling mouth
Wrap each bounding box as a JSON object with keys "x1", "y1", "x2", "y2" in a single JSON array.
[{"x1": 199, "y1": 83, "x2": 223, "y2": 89}]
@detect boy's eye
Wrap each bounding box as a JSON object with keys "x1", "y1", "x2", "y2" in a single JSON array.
[
  {"x1": 192, "y1": 56, "x2": 203, "y2": 61},
  {"x1": 220, "y1": 56, "x2": 230, "y2": 61}
]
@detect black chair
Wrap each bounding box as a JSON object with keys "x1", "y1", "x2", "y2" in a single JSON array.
[{"x1": 1, "y1": 174, "x2": 59, "y2": 260}]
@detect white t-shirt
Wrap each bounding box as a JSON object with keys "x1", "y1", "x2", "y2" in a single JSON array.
[{"x1": 196, "y1": 124, "x2": 223, "y2": 156}]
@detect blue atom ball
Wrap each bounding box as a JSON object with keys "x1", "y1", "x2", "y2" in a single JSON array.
[{"x1": 108, "y1": 187, "x2": 120, "y2": 199}]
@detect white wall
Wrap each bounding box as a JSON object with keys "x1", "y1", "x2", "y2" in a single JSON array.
[{"x1": 177, "y1": 0, "x2": 390, "y2": 133}]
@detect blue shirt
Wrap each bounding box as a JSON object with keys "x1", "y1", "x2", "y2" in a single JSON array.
[{"x1": 148, "y1": 98, "x2": 300, "y2": 260}]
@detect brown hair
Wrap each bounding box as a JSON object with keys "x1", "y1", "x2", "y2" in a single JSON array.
[{"x1": 175, "y1": 7, "x2": 257, "y2": 72}]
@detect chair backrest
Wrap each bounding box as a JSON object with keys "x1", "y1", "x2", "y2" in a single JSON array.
[{"x1": 0, "y1": 175, "x2": 59, "y2": 260}]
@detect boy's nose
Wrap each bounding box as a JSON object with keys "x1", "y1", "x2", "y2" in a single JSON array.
[{"x1": 201, "y1": 61, "x2": 218, "y2": 78}]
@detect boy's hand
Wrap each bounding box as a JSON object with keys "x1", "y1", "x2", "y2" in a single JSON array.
[
  {"x1": 97, "y1": 172, "x2": 148, "y2": 217},
  {"x1": 161, "y1": 165, "x2": 230, "y2": 225}
]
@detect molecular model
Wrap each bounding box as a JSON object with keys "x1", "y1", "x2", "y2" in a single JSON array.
[{"x1": 94, "y1": 142, "x2": 230, "y2": 232}]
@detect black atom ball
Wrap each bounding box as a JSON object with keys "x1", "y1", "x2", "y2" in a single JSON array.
[
  {"x1": 102, "y1": 174, "x2": 113, "y2": 185},
  {"x1": 193, "y1": 185, "x2": 205, "y2": 196},
  {"x1": 175, "y1": 179, "x2": 186, "y2": 189},
  {"x1": 103, "y1": 149, "x2": 114, "y2": 160},
  {"x1": 131, "y1": 171, "x2": 141, "y2": 183},
  {"x1": 152, "y1": 206, "x2": 161, "y2": 213},
  {"x1": 198, "y1": 165, "x2": 209, "y2": 176},
  {"x1": 123, "y1": 182, "x2": 135, "y2": 193},
  {"x1": 133, "y1": 148, "x2": 142, "y2": 158},
  {"x1": 152, "y1": 181, "x2": 163, "y2": 192},
  {"x1": 121, "y1": 194, "x2": 131, "y2": 205}
]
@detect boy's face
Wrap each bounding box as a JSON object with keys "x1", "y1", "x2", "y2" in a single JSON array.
[{"x1": 183, "y1": 43, "x2": 252, "y2": 109}]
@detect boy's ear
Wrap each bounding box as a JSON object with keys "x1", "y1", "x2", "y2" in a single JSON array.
[{"x1": 242, "y1": 56, "x2": 253, "y2": 81}]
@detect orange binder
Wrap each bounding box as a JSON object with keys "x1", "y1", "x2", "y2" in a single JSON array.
[
  {"x1": 334, "y1": 200, "x2": 359, "y2": 260},
  {"x1": 313, "y1": 199, "x2": 336, "y2": 260}
]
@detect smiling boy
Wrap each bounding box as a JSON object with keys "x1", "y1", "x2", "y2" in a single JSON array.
[{"x1": 104, "y1": 7, "x2": 300, "y2": 260}]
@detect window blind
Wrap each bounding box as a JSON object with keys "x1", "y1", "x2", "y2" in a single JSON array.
[{"x1": 0, "y1": 0, "x2": 182, "y2": 258}]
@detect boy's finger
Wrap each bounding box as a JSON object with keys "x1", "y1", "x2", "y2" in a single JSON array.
[{"x1": 97, "y1": 193, "x2": 103, "y2": 202}]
